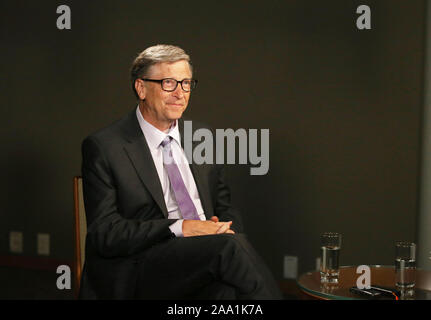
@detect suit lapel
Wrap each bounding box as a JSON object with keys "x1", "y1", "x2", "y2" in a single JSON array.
[
  {"x1": 179, "y1": 119, "x2": 214, "y2": 219},
  {"x1": 122, "y1": 110, "x2": 169, "y2": 217}
]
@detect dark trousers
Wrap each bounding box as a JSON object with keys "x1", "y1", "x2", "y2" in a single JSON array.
[{"x1": 135, "y1": 233, "x2": 282, "y2": 300}]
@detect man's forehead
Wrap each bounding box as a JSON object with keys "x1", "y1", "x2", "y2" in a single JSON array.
[{"x1": 148, "y1": 60, "x2": 192, "y2": 77}]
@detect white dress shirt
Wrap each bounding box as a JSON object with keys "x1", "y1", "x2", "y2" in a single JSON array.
[{"x1": 136, "y1": 107, "x2": 206, "y2": 237}]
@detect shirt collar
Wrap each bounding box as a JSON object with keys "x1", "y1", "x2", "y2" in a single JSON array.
[{"x1": 136, "y1": 106, "x2": 182, "y2": 149}]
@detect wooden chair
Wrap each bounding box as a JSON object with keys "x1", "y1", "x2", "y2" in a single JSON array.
[{"x1": 73, "y1": 176, "x2": 87, "y2": 299}]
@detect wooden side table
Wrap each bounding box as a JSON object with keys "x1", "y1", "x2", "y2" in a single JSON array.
[{"x1": 296, "y1": 265, "x2": 431, "y2": 300}]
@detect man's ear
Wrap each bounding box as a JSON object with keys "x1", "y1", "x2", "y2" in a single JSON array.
[{"x1": 134, "y1": 79, "x2": 146, "y2": 100}]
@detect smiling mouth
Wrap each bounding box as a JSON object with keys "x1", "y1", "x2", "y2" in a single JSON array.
[{"x1": 167, "y1": 103, "x2": 183, "y2": 107}]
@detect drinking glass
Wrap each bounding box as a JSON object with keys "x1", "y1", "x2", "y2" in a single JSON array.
[
  {"x1": 320, "y1": 232, "x2": 342, "y2": 284},
  {"x1": 395, "y1": 241, "x2": 416, "y2": 290}
]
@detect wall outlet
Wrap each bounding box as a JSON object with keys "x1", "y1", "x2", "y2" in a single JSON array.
[
  {"x1": 283, "y1": 255, "x2": 298, "y2": 279},
  {"x1": 9, "y1": 231, "x2": 23, "y2": 253},
  {"x1": 37, "y1": 233, "x2": 50, "y2": 256}
]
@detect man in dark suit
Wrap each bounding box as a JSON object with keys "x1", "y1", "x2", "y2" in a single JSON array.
[{"x1": 79, "y1": 44, "x2": 282, "y2": 299}]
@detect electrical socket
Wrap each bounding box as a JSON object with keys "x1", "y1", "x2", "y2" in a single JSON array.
[
  {"x1": 9, "y1": 231, "x2": 23, "y2": 253},
  {"x1": 37, "y1": 233, "x2": 50, "y2": 256},
  {"x1": 283, "y1": 255, "x2": 298, "y2": 279}
]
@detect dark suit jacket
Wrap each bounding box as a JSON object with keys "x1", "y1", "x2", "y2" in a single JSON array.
[{"x1": 79, "y1": 108, "x2": 243, "y2": 299}]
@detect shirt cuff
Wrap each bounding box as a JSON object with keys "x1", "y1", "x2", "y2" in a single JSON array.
[{"x1": 169, "y1": 219, "x2": 184, "y2": 237}]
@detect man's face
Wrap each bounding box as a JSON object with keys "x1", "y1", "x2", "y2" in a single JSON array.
[{"x1": 137, "y1": 60, "x2": 192, "y2": 131}]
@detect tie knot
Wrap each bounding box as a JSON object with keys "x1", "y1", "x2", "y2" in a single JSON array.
[{"x1": 160, "y1": 136, "x2": 172, "y2": 148}]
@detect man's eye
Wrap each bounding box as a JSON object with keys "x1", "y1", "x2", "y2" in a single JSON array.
[{"x1": 164, "y1": 79, "x2": 175, "y2": 85}]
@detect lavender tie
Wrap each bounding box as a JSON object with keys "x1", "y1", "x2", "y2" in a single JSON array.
[{"x1": 161, "y1": 136, "x2": 200, "y2": 220}]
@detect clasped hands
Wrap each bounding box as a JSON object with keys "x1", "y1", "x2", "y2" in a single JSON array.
[{"x1": 182, "y1": 216, "x2": 235, "y2": 237}]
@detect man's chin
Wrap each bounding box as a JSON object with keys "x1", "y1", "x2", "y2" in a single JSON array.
[{"x1": 166, "y1": 110, "x2": 184, "y2": 120}]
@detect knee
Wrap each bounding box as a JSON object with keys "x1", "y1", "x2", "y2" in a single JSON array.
[{"x1": 215, "y1": 234, "x2": 248, "y2": 257}]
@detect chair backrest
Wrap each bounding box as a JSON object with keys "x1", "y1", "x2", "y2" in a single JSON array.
[{"x1": 73, "y1": 176, "x2": 87, "y2": 297}]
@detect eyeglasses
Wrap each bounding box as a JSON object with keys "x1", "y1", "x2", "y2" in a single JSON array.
[{"x1": 141, "y1": 78, "x2": 198, "y2": 92}]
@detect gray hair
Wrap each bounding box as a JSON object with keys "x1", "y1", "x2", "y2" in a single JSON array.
[{"x1": 130, "y1": 44, "x2": 193, "y2": 99}]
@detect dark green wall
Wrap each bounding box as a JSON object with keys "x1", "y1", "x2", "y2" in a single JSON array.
[{"x1": 1, "y1": 0, "x2": 426, "y2": 283}]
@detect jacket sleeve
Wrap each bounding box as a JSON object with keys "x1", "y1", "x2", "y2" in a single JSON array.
[{"x1": 81, "y1": 136, "x2": 176, "y2": 258}]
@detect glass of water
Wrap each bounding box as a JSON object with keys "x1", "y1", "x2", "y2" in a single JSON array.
[
  {"x1": 395, "y1": 241, "x2": 416, "y2": 291},
  {"x1": 320, "y1": 232, "x2": 342, "y2": 284}
]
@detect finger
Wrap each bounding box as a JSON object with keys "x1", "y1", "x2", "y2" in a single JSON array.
[
  {"x1": 216, "y1": 222, "x2": 229, "y2": 234},
  {"x1": 216, "y1": 221, "x2": 232, "y2": 234},
  {"x1": 210, "y1": 216, "x2": 219, "y2": 223}
]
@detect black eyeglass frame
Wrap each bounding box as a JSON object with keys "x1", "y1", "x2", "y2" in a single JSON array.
[{"x1": 141, "y1": 78, "x2": 198, "y2": 92}]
